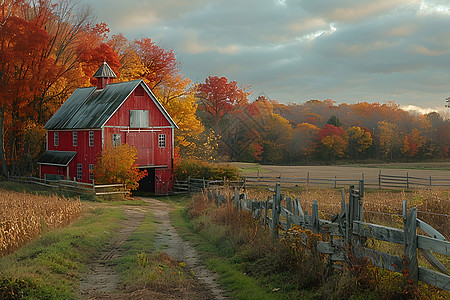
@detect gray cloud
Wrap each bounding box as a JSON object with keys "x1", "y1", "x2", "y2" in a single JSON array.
[{"x1": 80, "y1": 0, "x2": 450, "y2": 110}]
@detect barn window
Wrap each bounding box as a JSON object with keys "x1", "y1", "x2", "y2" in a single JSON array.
[
  {"x1": 73, "y1": 131, "x2": 78, "y2": 147},
  {"x1": 158, "y1": 134, "x2": 166, "y2": 148},
  {"x1": 113, "y1": 134, "x2": 121, "y2": 147},
  {"x1": 77, "y1": 163, "x2": 83, "y2": 180},
  {"x1": 54, "y1": 132, "x2": 59, "y2": 146},
  {"x1": 89, "y1": 164, "x2": 94, "y2": 181},
  {"x1": 89, "y1": 131, "x2": 94, "y2": 147},
  {"x1": 130, "y1": 110, "x2": 149, "y2": 127}
]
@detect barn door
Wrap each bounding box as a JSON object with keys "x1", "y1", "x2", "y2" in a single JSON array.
[{"x1": 125, "y1": 132, "x2": 154, "y2": 166}]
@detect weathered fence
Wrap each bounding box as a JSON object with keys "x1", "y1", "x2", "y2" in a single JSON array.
[
  {"x1": 174, "y1": 177, "x2": 245, "y2": 194},
  {"x1": 7, "y1": 176, "x2": 128, "y2": 196},
  {"x1": 245, "y1": 170, "x2": 450, "y2": 190},
  {"x1": 206, "y1": 181, "x2": 450, "y2": 291}
]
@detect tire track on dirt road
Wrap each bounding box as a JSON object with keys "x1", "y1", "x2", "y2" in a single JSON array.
[{"x1": 143, "y1": 197, "x2": 229, "y2": 300}]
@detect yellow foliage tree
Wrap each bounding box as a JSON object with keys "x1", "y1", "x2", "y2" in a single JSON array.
[
  {"x1": 378, "y1": 121, "x2": 398, "y2": 160},
  {"x1": 94, "y1": 144, "x2": 147, "y2": 191}
]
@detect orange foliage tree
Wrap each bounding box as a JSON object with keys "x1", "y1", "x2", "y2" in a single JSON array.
[{"x1": 94, "y1": 144, "x2": 147, "y2": 191}]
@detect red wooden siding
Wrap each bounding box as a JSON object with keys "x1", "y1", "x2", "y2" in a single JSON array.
[
  {"x1": 45, "y1": 130, "x2": 101, "y2": 182},
  {"x1": 105, "y1": 86, "x2": 171, "y2": 127}
]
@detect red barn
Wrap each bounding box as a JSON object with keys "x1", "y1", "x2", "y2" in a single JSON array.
[{"x1": 37, "y1": 62, "x2": 178, "y2": 194}]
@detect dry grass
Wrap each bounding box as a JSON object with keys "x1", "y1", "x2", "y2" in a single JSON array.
[
  {"x1": 246, "y1": 187, "x2": 449, "y2": 238},
  {"x1": 0, "y1": 189, "x2": 82, "y2": 256}
]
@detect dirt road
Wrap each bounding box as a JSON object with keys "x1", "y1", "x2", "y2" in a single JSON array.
[{"x1": 79, "y1": 199, "x2": 227, "y2": 299}]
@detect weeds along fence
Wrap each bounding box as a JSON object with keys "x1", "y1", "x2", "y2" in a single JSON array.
[
  {"x1": 205, "y1": 181, "x2": 450, "y2": 291},
  {"x1": 245, "y1": 170, "x2": 450, "y2": 190},
  {"x1": 7, "y1": 176, "x2": 128, "y2": 196}
]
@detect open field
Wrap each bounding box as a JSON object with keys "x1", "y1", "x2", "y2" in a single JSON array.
[{"x1": 232, "y1": 162, "x2": 450, "y2": 182}]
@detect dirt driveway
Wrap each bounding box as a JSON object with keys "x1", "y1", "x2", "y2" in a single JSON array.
[{"x1": 79, "y1": 199, "x2": 227, "y2": 299}]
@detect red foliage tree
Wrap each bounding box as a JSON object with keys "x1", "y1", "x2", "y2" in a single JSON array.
[{"x1": 196, "y1": 76, "x2": 251, "y2": 130}]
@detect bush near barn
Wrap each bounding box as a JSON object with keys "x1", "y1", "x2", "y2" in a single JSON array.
[
  {"x1": 0, "y1": 189, "x2": 82, "y2": 256},
  {"x1": 174, "y1": 160, "x2": 241, "y2": 181}
]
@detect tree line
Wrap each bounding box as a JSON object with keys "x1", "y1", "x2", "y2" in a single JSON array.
[{"x1": 1, "y1": 0, "x2": 448, "y2": 177}]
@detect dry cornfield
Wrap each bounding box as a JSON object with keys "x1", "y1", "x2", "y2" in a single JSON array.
[
  {"x1": 0, "y1": 189, "x2": 82, "y2": 256},
  {"x1": 246, "y1": 187, "x2": 449, "y2": 238}
]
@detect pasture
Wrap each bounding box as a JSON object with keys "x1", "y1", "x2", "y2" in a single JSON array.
[{"x1": 233, "y1": 162, "x2": 450, "y2": 180}]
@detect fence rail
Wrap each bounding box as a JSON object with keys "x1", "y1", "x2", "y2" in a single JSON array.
[
  {"x1": 7, "y1": 176, "x2": 128, "y2": 196},
  {"x1": 205, "y1": 182, "x2": 450, "y2": 291},
  {"x1": 174, "y1": 177, "x2": 244, "y2": 194},
  {"x1": 244, "y1": 170, "x2": 450, "y2": 190}
]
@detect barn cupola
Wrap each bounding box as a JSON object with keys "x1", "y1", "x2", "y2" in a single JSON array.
[{"x1": 93, "y1": 62, "x2": 117, "y2": 89}]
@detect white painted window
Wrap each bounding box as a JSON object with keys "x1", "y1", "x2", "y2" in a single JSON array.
[
  {"x1": 73, "y1": 131, "x2": 78, "y2": 147},
  {"x1": 113, "y1": 133, "x2": 121, "y2": 147},
  {"x1": 89, "y1": 164, "x2": 94, "y2": 181},
  {"x1": 89, "y1": 131, "x2": 94, "y2": 147},
  {"x1": 158, "y1": 134, "x2": 166, "y2": 148},
  {"x1": 77, "y1": 163, "x2": 83, "y2": 180},
  {"x1": 54, "y1": 132, "x2": 59, "y2": 146}
]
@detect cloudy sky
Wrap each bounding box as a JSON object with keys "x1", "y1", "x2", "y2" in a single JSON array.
[{"x1": 80, "y1": 0, "x2": 450, "y2": 113}]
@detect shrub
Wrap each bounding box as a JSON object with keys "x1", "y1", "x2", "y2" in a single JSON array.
[{"x1": 174, "y1": 160, "x2": 241, "y2": 181}]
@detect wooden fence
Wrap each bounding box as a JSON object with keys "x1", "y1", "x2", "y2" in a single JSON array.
[
  {"x1": 245, "y1": 170, "x2": 450, "y2": 190},
  {"x1": 7, "y1": 176, "x2": 128, "y2": 196},
  {"x1": 206, "y1": 181, "x2": 450, "y2": 291},
  {"x1": 174, "y1": 177, "x2": 245, "y2": 194}
]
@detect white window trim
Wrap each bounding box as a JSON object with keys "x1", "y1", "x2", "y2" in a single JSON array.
[
  {"x1": 158, "y1": 134, "x2": 166, "y2": 148},
  {"x1": 89, "y1": 164, "x2": 94, "y2": 181},
  {"x1": 73, "y1": 131, "x2": 78, "y2": 147},
  {"x1": 54, "y1": 132, "x2": 59, "y2": 146},
  {"x1": 113, "y1": 133, "x2": 121, "y2": 147},
  {"x1": 89, "y1": 131, "x2": 94, "y2": 147},
  {"x1": 77, "y1": 163, "x2": 83, "y2": 180}
]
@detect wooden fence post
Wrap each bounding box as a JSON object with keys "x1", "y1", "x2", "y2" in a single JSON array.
[
  {"x1": 312, "y1": 200, "x2": 319, "y2": 234},
  {"x1": 271, "y1": 183, "x2": 281, "y2": 241},
  {"x1": 307, "y1": 172, "x2": 310, "y2": 188},
  {"x1": 404, "y1": 207, "x2": 418, "y2": 283},
  {"x1": 286, "y1": 196, "x2": 292, "y2": 230},
  {"x1": 429, "y1": 176, "x2": 432, "y2": 188},
  {"x1": 265, "y1": 197, "x2": 269, "y2": 229},
  {"x1": 378, "y1": 169, "x2": 381, "y2": 189},
  {"x1": 407, "y1": 172, "x2": 409, "y2": 189},
  {"x1": 334, "y1": 176, "x2": 337, "y2": 188}
]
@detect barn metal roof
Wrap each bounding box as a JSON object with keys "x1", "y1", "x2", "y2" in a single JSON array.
[
  {"x1": 37, "y1": 150, "x2": 77, "y2": 166},
  {"x1": 44, "y1": 79, "x2": 178, "y2": 130},
  {"x1": 93, "y1": 62, "x2": 117, "y2": 78}
]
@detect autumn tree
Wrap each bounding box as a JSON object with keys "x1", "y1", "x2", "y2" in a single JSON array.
[
  {"x1": 378, "y1": 121, "x2": 399, "y2": 160},
  {"x1": 0, "y1": 0, "x2": 94, "y2": 176},
  {"x1": 315, "y1": 124, "x2": 348, "y2": 162},
  {"x1": 347, "y1": 126, "x2": 373, "y2": 160},
  {"x1": 95, "y1": 143, "x2": 147, "y2": 191},
  {"x1": 401, "y1": 128, "x2": 425, "y2": 158},
  {"x1": 196, "y1": 76, "x2": 251, "y2": 131}
]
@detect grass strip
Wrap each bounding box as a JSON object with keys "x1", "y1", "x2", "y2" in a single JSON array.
[{"x1": 170, "y1": 206, "x2": 299, "y2": 299}]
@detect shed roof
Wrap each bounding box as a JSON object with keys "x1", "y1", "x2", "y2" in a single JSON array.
[
  {"x1": 44, "y1": 80, "x2": 178, "y2": 130},
  {"x1": 37, "y1": 150, "x2": 77, "y2": 166}
]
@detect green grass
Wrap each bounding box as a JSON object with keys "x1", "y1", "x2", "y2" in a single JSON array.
[
  {"x1": 0, "y1": 204, "x2": 123, "y2": 299},
  {"x1": 229, "y1": 162, "x2": 270, "y2": 174},
  {"x1": 114, "y1": 210, "x2": 158, "y2": 285},
  {"x1": 170, "y1": 205, "x2": 308, "y2": 299}
]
